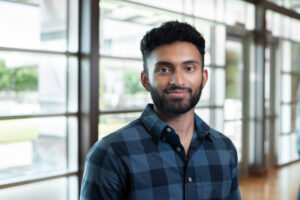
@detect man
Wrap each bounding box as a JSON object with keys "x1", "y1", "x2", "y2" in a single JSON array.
[{"x1": 81, "y1": 21, "x2": 241, "y2": 200}]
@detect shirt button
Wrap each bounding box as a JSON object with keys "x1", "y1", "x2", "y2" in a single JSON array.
[
  {"x1": 176, "y1": 147, "x2": 181, "y2": 152},
  {"x1": 166, "y1": 127, "x2": 172, "y2": 133},
  {"x1": 188, "y1": 177, "x2": 193, "y2": 183}
]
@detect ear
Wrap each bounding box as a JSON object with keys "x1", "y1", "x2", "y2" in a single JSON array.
[
  {"x1": 141, "y1": 71, "x2": 150, "y2": 91},
  {"x1": 202, "y1": 68, "x2": 208, "y2": 88}
]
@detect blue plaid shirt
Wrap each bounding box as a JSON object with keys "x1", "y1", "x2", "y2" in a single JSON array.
[{"x1": 81, "y1": 104, "x2": 241, "y2": 200}]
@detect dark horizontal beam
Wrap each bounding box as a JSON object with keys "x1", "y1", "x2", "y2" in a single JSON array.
[
  {"x1": 0, "y1": 47, "x2": 79, "y2": 56},
  {"x1": 264, "y1": 1, "x2": 300, "y2": 20},
  {"x1": 243, "y1": 0, "x2": 300, "y2": 20},
  {"x1": 0, "y1": 171, "x2": 78, "y2": 189},
  {"x1": 0, "y1": 112, "x2": 77, "y2": 120}
]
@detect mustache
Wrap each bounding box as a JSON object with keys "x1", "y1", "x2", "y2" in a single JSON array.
[{"x1": 163, "y1": 86, "x2": 192, "y2": 93}]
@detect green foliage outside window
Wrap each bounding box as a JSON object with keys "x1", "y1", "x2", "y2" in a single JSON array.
[
  {"x1": 0, "y1": 59, "x2": 38, "y2": 92},
  {"x1": 225, "y1": 51, "x2": 239, "y2": 100},
  {"x1": 125, "y1": 71, "x2": 145, "y2": 94}
]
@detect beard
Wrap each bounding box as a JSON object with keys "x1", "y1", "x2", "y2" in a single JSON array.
[{"x1": 148, "y1": 79, "x2": 203, "y2": 115}]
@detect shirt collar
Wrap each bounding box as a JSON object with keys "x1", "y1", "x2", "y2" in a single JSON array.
[
  {"x1": 141, "y1": 104, "x2": 212, "y2": 142},
  {"x1": 140, "y1": 104, "x2": 167, "y2": 141},
  {"x1": 194, "y1": 113, "x2": 212, "y2": 142}
]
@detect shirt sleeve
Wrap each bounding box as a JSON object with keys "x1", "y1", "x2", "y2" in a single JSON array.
[
  {"x1": 80, "y1": 140, "x2": 126, "y2": 200},
  {"x1": 228, "y1": 143, "x2": 241, "y2": 200}
]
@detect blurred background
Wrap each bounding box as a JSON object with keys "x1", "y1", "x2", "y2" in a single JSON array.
[{"x1": 0, "y1": 0, "x2": 299, "y2": 199}]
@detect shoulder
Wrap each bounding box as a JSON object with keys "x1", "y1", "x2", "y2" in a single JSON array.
[
  {"x1": 209, "y1": 128, "x2": 236, "y2": 149},
  {"x1": 207, "y1": 127, "x2": 239, "y2": 161}
]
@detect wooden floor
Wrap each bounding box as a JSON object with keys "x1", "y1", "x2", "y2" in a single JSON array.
[{"x1": 239, "y1": 161, "x2": 300, "y2": 200}]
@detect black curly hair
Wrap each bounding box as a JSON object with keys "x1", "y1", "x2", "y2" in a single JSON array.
[{"x1": 140, "y1": 21, "x2": 205, "y2": 74}]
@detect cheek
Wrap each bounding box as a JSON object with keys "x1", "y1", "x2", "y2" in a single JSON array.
[
  {"x1": 151, "y1": 76, "x2": 170, "y2": 89},
  {"x1": 188, "y1": 76, "x2": 203, "y2": 89}
]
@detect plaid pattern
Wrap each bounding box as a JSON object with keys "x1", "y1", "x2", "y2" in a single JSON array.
[{"x1": 80, "y1": 104, "x2": 241, "y2": 200}]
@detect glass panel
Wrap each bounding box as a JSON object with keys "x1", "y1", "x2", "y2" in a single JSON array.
[
  {"x1": 195, "y1": 19, "x2": 212, "y2": 66},
  {"x1": 67, "y1": 57, "x2": 78, "y2": 113},
  {"x1": 0, "y1": 176, "x2": 78, "y2": 200},
  {"x1": 68, "y1": 0, "x2": 79, "y2": 52},
  {"x1": 266, "y1": 10, "x2": 273, "y2": 32},
  {"x1": 0, "y1": 52, "x2": 67, "y2": 116},
  {"x1": 67, "y1": 117, "x2": 78, "y2": 171},
  {"x1": 245, "y1": 3, "x2": 255, "y2": 30},
  {"x1": 215, "y1": 68, "x2": 225, "y2": 106},
  {"x1": 225, "y1": 40, "x2": 243, "y2": 120},
  {"x1": 224, "y1": 121, "x2": 242, "y2": 162},
  {"x1": 216, "y1": 0, "x2": 225, "y2": 22},
  {"x1": 195, "y1": 108, "x2": 210, "y2": 126},
  {"x1": 272, "y1": 12, "x2": 282, "y2": 37},
  {"x1": 267, "y1": 11, "x2": 285, "y2": 37},
  {"x1": 100, "y1": 0, "x2": 182, "y2": 58},
  {"x1": 224, "y1": 100, "x2": 242, "y2": 120},
  {"x1": 0, "y1": 117, "x2": 71, "y2": 183},
  {"x1": 99, "y1": 58, "x2": 151, "y2": 110},
  {"x1": 292, "y1": 74, "x2": 300, "y2": 102},
  {"x1": 278, "y1": 134, "x2": 290, "y2": 164},
  {"x1": 291, "y1": 43, "x2": 300, "y2": 73},
  {"x1": 214, "y1": 108, "x2": 224, "y2": 133},
  {"x1": 282, "y1": 16, "x2": 291, "y2": 38},
  {"x1": 225, "y1": 0, "x2": 246, "y2": 26},
  {"x1": 248, "y1": 38, "x2": 256, "y2": 119},
  {"x1": 282, "y1": 41, "x2": 291, "y2": 73},
  {"x1": 291, "y1": 19, "x2": 300, "y2": 42},
  {"x1": 281, "y1": 74, "x2": 292, "y2": 103},
  {"x1": 128, "y1": 0, "x2": 184, "y2": 13},
  {"x1": 183, "y1": 0, "x2": 193, "y2": 15},
  {"x1": 214, "y1": 25, "x2": 226, "y2": 66},
  {"x1": 100, "y1": 17, "x2": 151, "y2": 58},
  {"x1": 197, "y1": 67, "x2": 211, "y2": 106},
  {"x1": 0, "y1": 0, "x2": 67, "y2": 51},
  {"x1": 194, "y1": 0, "x2": 215, "y2": 20},
  {"x1": 278, "y1": 133, "x2": 298, "y2": 165},
  {"x1": 249, "y1": 120, "x2": 255, "y2": 164},
  {"x1": 264, "y1": 118, "x2": 270, "y2": 156},
  {"x1": 281, "y1": 104, "x2": 291, "y2": 133},
  {"x1": 99, "y1": 112, "x2": 141, "y2": 139}
]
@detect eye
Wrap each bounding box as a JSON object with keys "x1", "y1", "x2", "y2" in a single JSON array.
[
  {"x1": 185, "y1": 65, "x2": 195, "y2": 72},
  {"x1": 157, "y1": 66, "x2": 171, "y2": 73}
]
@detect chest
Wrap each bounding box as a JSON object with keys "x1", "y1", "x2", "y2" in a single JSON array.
[{"x1": 121, "y1": 143, "x2": 233, "y2": 199}]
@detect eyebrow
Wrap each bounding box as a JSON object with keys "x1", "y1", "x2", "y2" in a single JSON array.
[
  {"x1": 155, "y1": 59, "x2": 200, "y2": 67},
  {"x1": 182, "y1": 60, "x2": 200, "y2": 65}
]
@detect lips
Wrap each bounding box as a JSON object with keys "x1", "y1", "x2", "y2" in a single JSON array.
[
  {"x1": 164, "y1": 87, "x2": 191, "y2": 98},
  {"x1": 167, "y1": 90, "x2": 188, "y2": 98}
]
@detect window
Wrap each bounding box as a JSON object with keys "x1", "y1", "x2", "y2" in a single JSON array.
[{"x1": 0, "y1": 0, "x2": 79, "y2": 196}]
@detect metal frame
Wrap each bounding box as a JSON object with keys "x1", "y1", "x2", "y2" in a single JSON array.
[{"x1": 78, "y1": 0, "x2": 100, "y2": 189}]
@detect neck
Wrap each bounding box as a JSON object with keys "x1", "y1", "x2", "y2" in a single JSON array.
[{"x1": 154, "y1": 106, "x2": 195, "y2": 153}]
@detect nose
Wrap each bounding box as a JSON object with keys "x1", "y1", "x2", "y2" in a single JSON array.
[{"x1": 170, "y1": 70, "x2": 185, "y2": 86}]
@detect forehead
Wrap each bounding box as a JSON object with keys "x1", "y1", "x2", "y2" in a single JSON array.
[{"x1": 149, "y1": 41, "x2": 202, "y2": 62}]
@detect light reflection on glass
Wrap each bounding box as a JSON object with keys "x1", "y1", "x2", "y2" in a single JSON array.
[
  {"x1": 0, "y1": 0, "x2": 67, "y2": 51},
  {"x1": 0, "y1": 117, "x2": 69, "y2": 184}
]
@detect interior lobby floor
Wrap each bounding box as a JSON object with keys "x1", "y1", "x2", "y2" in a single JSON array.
[{"x1": 239, "y1": 161, "x2": 300, "y2": 200}]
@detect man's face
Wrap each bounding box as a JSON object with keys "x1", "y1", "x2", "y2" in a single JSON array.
[{"x1": 141, "y1": 41, "x2": 208, "y2": 115}]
